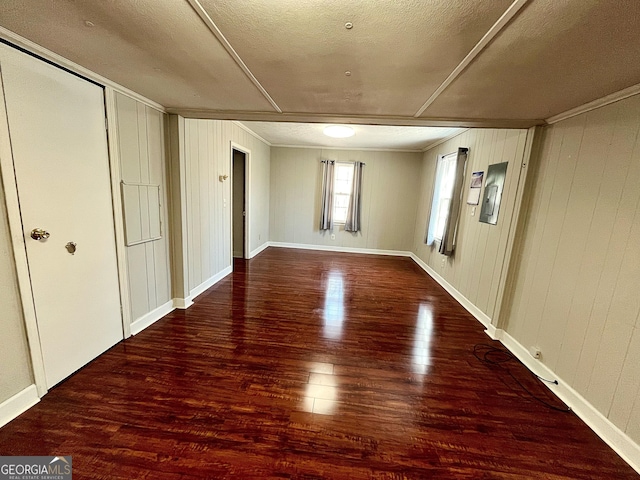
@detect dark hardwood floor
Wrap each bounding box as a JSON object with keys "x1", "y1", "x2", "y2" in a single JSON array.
[{"x1": 0, "y1": 248, "x2": 637, "y2": 479}]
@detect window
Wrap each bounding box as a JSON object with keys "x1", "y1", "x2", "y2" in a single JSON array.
[
  {"x1": 427, "y1": 152, "x2": 457, "y2": 244},
  {"x1": 333, "y1": 162, "x2": 354, "y2": 224}
]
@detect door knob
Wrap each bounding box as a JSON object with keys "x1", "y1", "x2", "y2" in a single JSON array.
[
  {"x1": 31, "y1": 228, "x2": 50, "y2": 241},
  {"x1": 65, "y1": 242, "x2": 77, "y2": 255}
]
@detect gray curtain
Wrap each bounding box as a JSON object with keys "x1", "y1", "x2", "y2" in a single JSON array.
[
  {"x1": 439, "y1": 148, "x2": 468, "y2": 256},
  {"x1": 345, "y1": 162, "x2": 364, "y2": 232},
  {"x1": 319, "y1": 160, "x2": 335, "y2": 230}
]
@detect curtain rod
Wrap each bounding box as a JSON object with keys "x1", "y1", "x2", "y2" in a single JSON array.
[{"x1": 321, "y1": 160, "x2": 366, "y2": 165}]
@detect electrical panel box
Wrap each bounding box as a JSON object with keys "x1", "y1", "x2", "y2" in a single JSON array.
[{"x1": 479, "y1": 162, "x2": 508, "y2": 225}]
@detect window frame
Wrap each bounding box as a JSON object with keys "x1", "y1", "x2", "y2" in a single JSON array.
[
  {"x1": 427, "y1": 152, "x2": 458, "y2": 244},
  {"x1": 332, "y1": 161, "x2": 355, "y2": 225}
]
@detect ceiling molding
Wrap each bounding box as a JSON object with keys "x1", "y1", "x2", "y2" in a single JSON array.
[
  {"x1": 170, "y1": 108, "x2": 543, "y2": 129},
  {"x1": 185, "y1": 0, "x2": 282, "y2": 114},
  {"x1": 421, "y1": 128, "x2": 471, "y2": 152},
  {"x1": 232, "y1": 121, "x2": 272, "y2": 146},
  {"x1": 271, "y1": 144, "x2": 423, "y2": 153},
  {"x1": 0, "y1": 26, "x2": 166, "y2": 112},
  {"x1": 413, "y1": 0, "x2": 529, "y2": 117},
  {"x1": 545, "y1": 83, "x2": 640, "y2": 125}
]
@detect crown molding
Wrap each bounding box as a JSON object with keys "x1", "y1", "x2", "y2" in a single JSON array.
[
  {"x1": 545, "y1": 83, "x2": 640, "y2": 125},
  {"x1": 232, "y1": 121, "x2": 272, "y2": 146},
  {"x1": 271, "y1": 144, "x2": 422, "y2": 153},
  {"x1": 421, "y1": 128, "x2": 471, "y2": 152},
  {"x1": 414, "y1": 0, "x2": 529, "y2": 117},
  {"x1": 0, "y1": 27, "x2": 165, "y2": 112}
]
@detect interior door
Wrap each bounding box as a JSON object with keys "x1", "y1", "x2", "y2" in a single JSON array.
[{"x1": 0, "y1": 44, "x2": 123, "y2": 388}]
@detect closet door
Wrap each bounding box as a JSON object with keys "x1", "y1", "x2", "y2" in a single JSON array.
[{"x1": 0, "y1": 44, "x2": 123, "y2": 388}]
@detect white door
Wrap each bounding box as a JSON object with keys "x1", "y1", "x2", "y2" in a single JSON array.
[{"x1": 0, "y1": 44, "x2": 123, "y2": 388}]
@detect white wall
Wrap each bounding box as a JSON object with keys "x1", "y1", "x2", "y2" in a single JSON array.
[
  {"x1": 270, "y1": 147, "x2": 421, "y2": 251},
  {"x1": 0, "y1": 178, "x2": 33, "y2": 402},
  {"x1": 182, "y1": 119, "x2": 270, "y2": 292},
  {"x1": 114, "y1": 92, "x2": 172, "y2": 323},
  {"x1": 505, "y1": 94, "x2": 640, "y2": 444},
  {"x1": 413, "y1": 128, "x2": 530, "y2": 320}
]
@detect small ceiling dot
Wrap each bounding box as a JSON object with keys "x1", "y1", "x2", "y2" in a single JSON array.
[
  {"x1": 345, "y1": 22, "x2": 353, "y2": 29},
  {"x1": 84, "y1": 20, "x2": 95, "y2": 27},
  {"x1": 345, "y1": 71, "x2": 351, "y2": 76}
]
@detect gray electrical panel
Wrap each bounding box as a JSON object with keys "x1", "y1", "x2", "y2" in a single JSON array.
[{"x1": 479, "y1": 162, "x2": 508, "y2": 225}]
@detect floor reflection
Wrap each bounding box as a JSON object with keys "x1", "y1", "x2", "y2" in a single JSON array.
[
  {"x1": 323, "y1": 271, "x2": 345, "y2": 339},
  {"x1": 412, "y1": 304, "x2": 433, "y2": 376},
  {"x1": 302, "y1": 362, "x2": 338, "y2": 415},
  {"x1": 231, "y1": 259, "x2": 248, "y2": 353}
]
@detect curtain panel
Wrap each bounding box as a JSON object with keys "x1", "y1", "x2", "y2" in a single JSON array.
[
  {"x1": 319, "y1": 160, "x2": 335, "y2": 230},
  {"x1": 345, "y1": 162, "x2": 364, "y2": 232}
]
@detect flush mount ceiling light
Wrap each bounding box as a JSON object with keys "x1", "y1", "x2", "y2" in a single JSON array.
[{"x1": 323, "y1": 125, "x2": 355, "y2": 138}]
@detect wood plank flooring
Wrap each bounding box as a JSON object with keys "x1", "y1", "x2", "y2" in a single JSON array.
[{"x1": 0, "y1": 248, "x2": 637, "y2": 479}]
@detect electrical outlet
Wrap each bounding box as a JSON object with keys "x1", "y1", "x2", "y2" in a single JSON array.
[
  {"x1": 441, "y1": 258, "x2": 446, "y2": 269},
  {"x1": 330, "y1": 234, "x2": 336, "y2": 240},
  {"x1": 471, "y1": 206, "x2": 476, "y2": 216},
  {"x1": 529, "y1": 346, "x2": 541, "y2": 359}
]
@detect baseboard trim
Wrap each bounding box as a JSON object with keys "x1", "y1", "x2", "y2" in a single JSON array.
[
  {"x1": 497, "y1": 329, "x2": 640, "y2": 475},
  {"x1": 409, "y1": 252, "x2": 640, "y2": 474},
  {"x1": 0, "y1": 385, "x2": 39, "y2": 429},
  {"x1": 409, "y1": 253, "x2": 493, "y2": 329},
  {"x1": 173, "y1": 297, "x2": 194, "y2": 310},
  {"x1": 269, "y1": 242, "x2": 412, "y2": 257},
  {"x1": 249, "y1": 241, "x2": 270, "y2": 259},
  {"x1": 190, "y1": 266, "x2": 233, "y2": 300},
  {"x1": 130, "y1": 300, "x2": 175, "y2": 336}
]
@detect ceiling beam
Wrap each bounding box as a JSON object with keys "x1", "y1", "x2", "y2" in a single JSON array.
[
  {"x1": 168, "y1": 108, "x2": 543, "y2": 129},
  {"x1": 413, "y1": 0, "x2": 529, "y2": 118},
  {"x1": 185, "y1": 0, "x2": 283, "y2": 113}
]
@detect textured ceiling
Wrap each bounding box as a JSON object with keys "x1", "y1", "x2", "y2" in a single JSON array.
[
  {"x1": 423, "y1": 0, "x2": 640, "y2": 120},
  {"x1": 1, "y1": 0, "x2": 639, "y2": 127},
  {"x1": 239, "y1": 122, "x2": 464, "y2": 151},
  {"x1": 202, "y1": 0, "x2": 512, "y2": 117}
]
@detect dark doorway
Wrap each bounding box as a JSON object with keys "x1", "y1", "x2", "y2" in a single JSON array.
[{"x1": 232, "y1": 148, "x2": 246, "y2": 259}]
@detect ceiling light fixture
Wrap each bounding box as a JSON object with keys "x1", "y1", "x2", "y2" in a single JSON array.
[{"x1": 324, "y1": 125, "x2": 355, "y2": 138}]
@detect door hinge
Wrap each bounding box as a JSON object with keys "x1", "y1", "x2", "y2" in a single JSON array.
[{"x1": 105, "y1": 117, "x2": 109, "y2": 130}]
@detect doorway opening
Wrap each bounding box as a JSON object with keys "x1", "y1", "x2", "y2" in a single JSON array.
[{"x1": 232, "y1": 148, "x2": 247, "y2": 261}]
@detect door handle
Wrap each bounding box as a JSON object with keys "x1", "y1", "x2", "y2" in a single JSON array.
[
  {"x1": 65, "y1": 242, "x2": 77, "y2": 255},
  {"x1": 31, "y1": 228, "x2": 50, "y2": 241}
]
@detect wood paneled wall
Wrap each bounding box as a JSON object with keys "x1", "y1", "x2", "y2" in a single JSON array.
[
  {"x1": 505, "y1": 95, "x2": 640, "y2": 444},
  {"x1": 114, "y1": 93, "x2": 171, "y2": 322},
  {"x1": 269, "y1": 147, "x2": 421, "y2": 251},
  {"x1": 413, "y1": 129, "x2": 529, "y2": 320},
  {"x1": 183, "y1": 120, "x2": 270, "y2": 292}
]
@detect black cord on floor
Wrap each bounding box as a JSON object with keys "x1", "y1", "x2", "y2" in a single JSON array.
[{"x1": 473, "y1": 344, "x2": 571, "y2": 413}]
